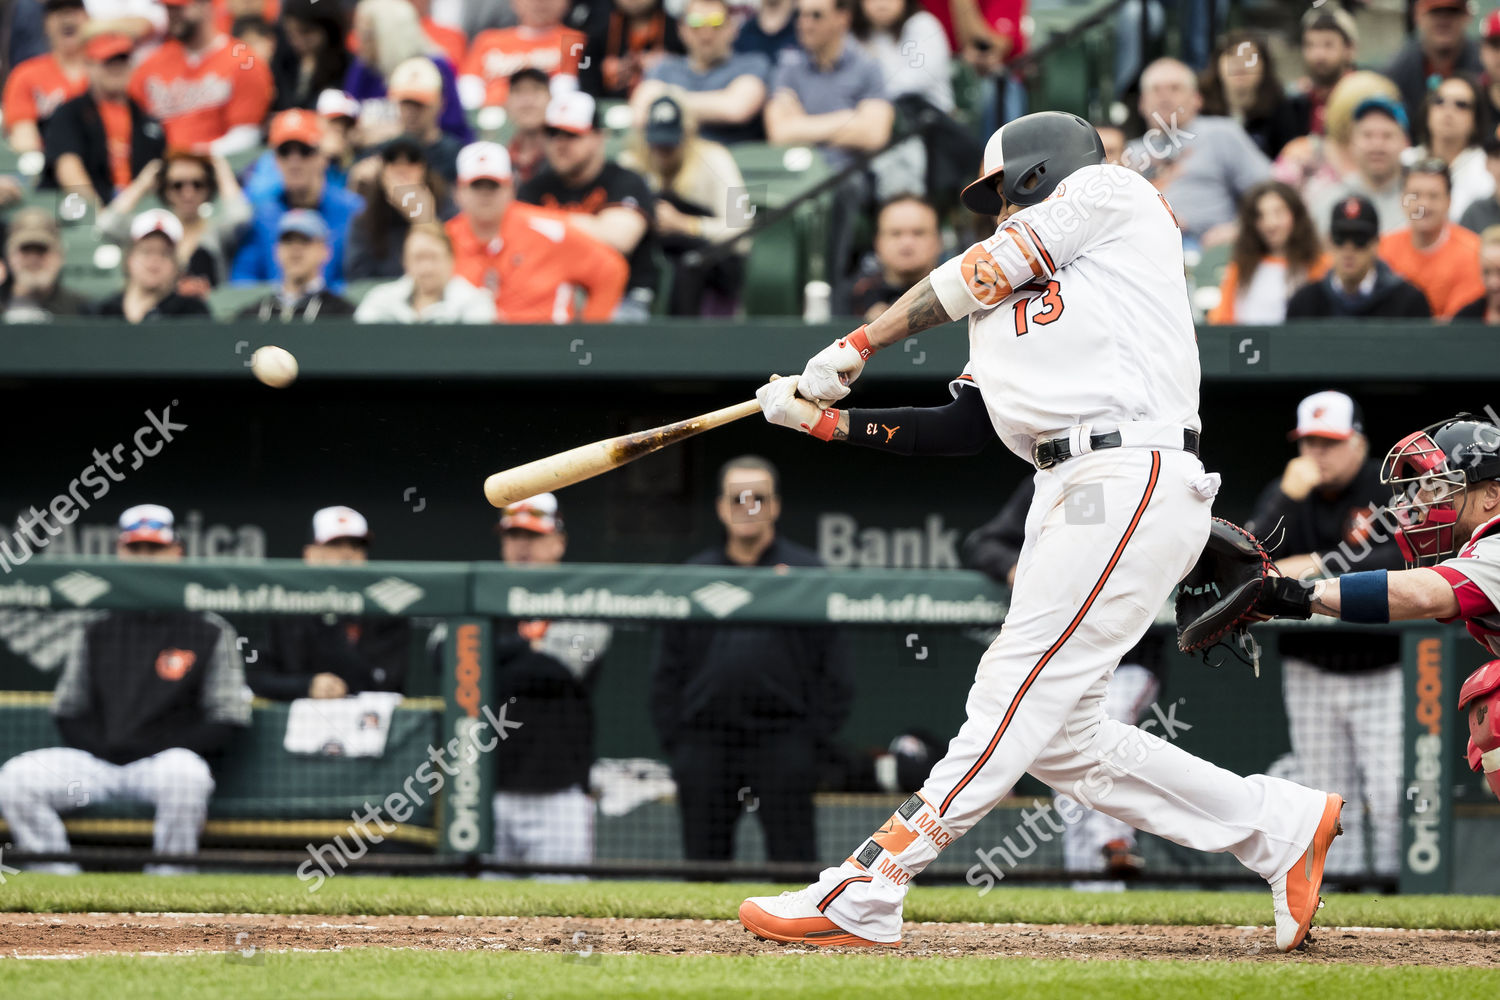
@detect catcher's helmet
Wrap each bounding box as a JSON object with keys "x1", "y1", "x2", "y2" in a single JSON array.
[
  {"x1": 960, "y1": 111, "x2": 1106, "y2": 216},
  {"x1": 1380, "y1": 414, "x2": 1500, "y2": 564}
]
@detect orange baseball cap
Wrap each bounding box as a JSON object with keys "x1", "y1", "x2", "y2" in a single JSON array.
[
  {"x1": 269, "y1": 109, "x2": 325, "y2": 149},
  {"x1": 85, "y1": 33, "x2": 135, "y2": 62}
]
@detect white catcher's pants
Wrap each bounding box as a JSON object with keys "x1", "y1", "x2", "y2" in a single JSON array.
[
  {"x1": 813, "y1": 448, "x2": 1330, "y2": 942},
  {"x1": 0, "y1": 746, "x2": 214, "y2": 873}
]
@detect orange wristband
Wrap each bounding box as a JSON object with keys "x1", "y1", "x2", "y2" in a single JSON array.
[
  {"x1": 842, "y1": 326, "x2": 874, "y2": 360},
  {"x1": 806, "y1": 407, "x2": 841, "y2": 441}
]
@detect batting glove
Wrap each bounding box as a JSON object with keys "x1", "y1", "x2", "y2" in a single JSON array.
[
  {"x1": 757, "y1": 376, "x2": 841, "y2": 440},
  {"x1": 798, "y1": 326, "x2": 874, "y2": 404}
]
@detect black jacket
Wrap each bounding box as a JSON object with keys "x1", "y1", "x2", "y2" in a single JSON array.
[
  {"x1": 53, "y1": 610, "x2": 248, "y2": 766},
  {"x1": 42, "y1": 91, "x2": 165, "y2": 201},
  {"x1": 492, "y1": 619, "x2": 607, "y2": 793},
  {"x1": 651, "y1": 537, "x2": 853, "y2": 751},
  {"x1": 1285, "y1": 263, "x2": 1432, "y2": 319},
  {"x1": 1246, "y1": 458, "x2": 1404, "y2": 671},
  {"x1": 236, "y1": 288, "x2": 357, "y2": 322},
  {"x1": 245, "y1": 615, "x2": 411, "y2": 701},
  {"x1": 91, "y1": 290, "x2": 211, "y2": 320},
  {"x1": 962, "y1": 478, "x2": 1166, "y2": 680}
]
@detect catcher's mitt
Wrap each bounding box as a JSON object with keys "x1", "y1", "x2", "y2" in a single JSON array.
[{"x1": 1175, "y1": 518, "x2": 1313, "y2": 669}]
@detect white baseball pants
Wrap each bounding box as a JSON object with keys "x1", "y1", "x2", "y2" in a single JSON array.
[
  {"x1": 1283, "y1": 657, "x2": 1402, "y2": 877},
  {"x1": 0, "y1": 746, "x2": 215, "y2": 874},
  {"x1": 486, "y1": 786, "x2": 594, "y2": 881},
  {"x1": 812, "y1": 447, "x2": 1330, "y2": 942}
]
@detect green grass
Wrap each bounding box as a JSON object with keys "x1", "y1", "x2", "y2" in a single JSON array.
[
  {"x1": 1, "y1": 951, "x2": 1496, "y2": 1000},
  {"x1": 1, "y1": 874, "x2": 1497, "y2": 931}
]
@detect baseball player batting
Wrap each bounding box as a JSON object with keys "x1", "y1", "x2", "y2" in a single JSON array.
[{"x1": 741, "y1": 111, "x2": 1343, "y2": 953}]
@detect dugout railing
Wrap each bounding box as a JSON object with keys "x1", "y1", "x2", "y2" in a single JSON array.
[{"x1": 0, "y1": 557, "x2": 1483, "y2": 894}]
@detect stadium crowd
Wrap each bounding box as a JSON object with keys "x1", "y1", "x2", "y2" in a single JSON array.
[{"x1": 1, "y1": 0, "x2": 1488, "y2": 325}]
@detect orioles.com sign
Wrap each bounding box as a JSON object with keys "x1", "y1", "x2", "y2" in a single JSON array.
[{"x1": 1407, "y1": 638, "x2": 1444, "y2": 875}]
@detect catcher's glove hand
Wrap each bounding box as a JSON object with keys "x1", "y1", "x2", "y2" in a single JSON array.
[{"x1": 1175, "y1": 518, "x2": 1314, "y2": 664}]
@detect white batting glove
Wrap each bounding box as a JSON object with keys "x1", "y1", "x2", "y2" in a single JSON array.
[
  {"x1": 757, "y1": 376, "x2": 840, "y2": 440},
  {"x1": 798, "y1": 326, "x2": 874, "y2": 404}
]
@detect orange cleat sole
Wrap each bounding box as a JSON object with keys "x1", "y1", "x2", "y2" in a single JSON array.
[{"x1": 738, "y1": 900, "x2": 900, "y2": 948}]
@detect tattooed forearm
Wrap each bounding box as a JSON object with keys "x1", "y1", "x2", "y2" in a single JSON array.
[
  {"x1": 867, "y1": 277, "x2": 954, "y2": 349},
  {"x1": 831, "y1": 410, "x2": 850, "y2": 441}
]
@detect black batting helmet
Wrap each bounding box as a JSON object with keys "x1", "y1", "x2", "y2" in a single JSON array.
[
  {"x1": 1381, "y1": 413, "x2": 1500, "y2": 564},
  {"x1": 960, "y1": 111, "x2": 1106, "y2": 216}
]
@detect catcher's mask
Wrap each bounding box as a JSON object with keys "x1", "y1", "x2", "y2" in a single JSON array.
[{"x1": 1380, "y1": 415, "x2": 1500, "y2": 566}]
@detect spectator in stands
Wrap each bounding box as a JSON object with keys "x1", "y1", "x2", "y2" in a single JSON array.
[
  {"x1": 354, "y1": 222, "x2": 497, "y2": 322},
  {"x1": 484, "y1": 492, "x2": 612, "y2": 874},
  {"x1": 651, "y1": 456, "x2": 854, "y2": 864},
  {"x1": 1454, "y1": 224, "x2": 1500, "y2": 321},
  {"x1": 372, "y1": 57, "x2": 464, "y2": 185},
  {"x1": 1461, "y1": 135, "x2": 1500, "y2": 235},
  {"x1": 0, "y1": 504, "x2": 249, "y2": 876},
  {"x1": 1244, "y1": 391, "x2": 1404, "y2": 881},
  {"x1": 846, "y1": 194, "x2": 942, "y2": 322},
  {"x1": 519, "y1": 90, "x2": 659, "y2": 319},
  {"x1": 1, "y1": 0, "x2": 89, "y2": 156},
  {"x1": 1277, "y1": 71, "x2": 1403, "y2": 210},
  {"x1": 235, "y1": 210, "x2": 357, "y2": 320},
  {"x1": 1096, "y1": 122, "x2": 1125, "y2": 165},
  {"x1": 735, "y1": 0, "x2": 797, "y2": 63},
  {"x1": 1304, "y1": 95, "x2": 1411, "y2": 238},
  {"x1": 1200, "y1": 31, "x2": 1299, "y2": 161},
  {"x1": 1480, "y1": 12, "x2": 1500, "y2": 126},
  {"x1": 766, "y1": 0, "x2": 892, "y2": 278},
  {"x1": 346, "y1": 136, "x2": 453, "y2": 281},
  {"x1": 504, "y1": 68, "x2": 551, "y2": 186},
  {"x1": 1380, "y1": 159, "x2": 1484, "y2": 319},
  {"x1": 94, "y1": 209, "x2": 212, "y2": 320},
  {"x1": 346, "y1": 0, "x2": 472, "y2": 144},
  {"x1": 1208, "y1": 181, "x2": 1327, "y2": 326},
  {"x1": 99, "y1": 153, "x2": 250, "y2": 295},
  {"x1": 272, "y1": 0, "x2": 350, "y2": 112},
  {"x1": 631, "y1": 0, "x2": 770, "y2": 146},
  {"x1": 459, "y1": 0, "x2": 585, "y2": 108},
  {"x1": 230, "y1": 12, "x2": 275, "y2": 68},
  {"x1": 0, "y1": 207, "x2": 88, "y2": 321},
  {"x1": 1288, "y1": 5, "x2": 1357, "y2": 140},
  {"x1": 579, "y1": 0, "x2": 683, "y2": 100},
  {"x1": 316, "y1": 89, "x2": 361, "y2": 190},
  {"x1": 1415, "y1": 75, "x2": 1495, "y2": 222},
  {"x1": 246, "y1": 506, "x2": 408, "y2": 699},
  {"x1": 1125, "y1": 57, "x2": 1269, "y2": 249},
  {"x1": 232, "y1": 109, "x2": 365, "y2": 288},
  {"x1": 446, "y1": 141, "x2": 627, "y2": 321},
  {"x1": 1288, "y1": 195, "x2": 1431, "y2": 320},
  {"x1": 619, "y1": 95, "x2": 748, "y2": 316},
  {"x1": 1385, "y1": 0, "x2": 1482, "y2": 130},
  {"x1": 42, "y1": 31, "x2": 162, "y2": 204},
  {"x1": 128, "y1": 0, "x2": 273, "y2": 156}
]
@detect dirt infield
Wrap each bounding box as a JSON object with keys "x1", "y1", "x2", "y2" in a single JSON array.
[{"x1": 3, "y1": 913, "x2": 1497, "y2": 965}]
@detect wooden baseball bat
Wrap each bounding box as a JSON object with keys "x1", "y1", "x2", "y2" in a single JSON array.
[{"x1": 484, "y1": 387, "x2": 773, "y2": 508}]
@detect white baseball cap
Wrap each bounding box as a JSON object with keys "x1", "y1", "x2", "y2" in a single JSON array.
[
  {"x1": 388, "y1": 57, "x2": 443, "y2": 106},
  {"x1": 545, "y1": 90, "x2": 597, "y2": 135},
  {"x1": 457, "y1": 142, "x2": 512, "y2": 184},
  {"x1": 316, "y1": 89, "x2": 362, "y2": 121},
  {"x1": 498, "y1": 493, "x2": 562, "y2": 534},
  {"x1": 312, "y1": 505, "x2": 370, "y2": 545},
  {"x1": 130, "y1": 208, "x2": 183, "y2": 245},
  {"x1": 118, "y1": 503, "x2": 175, "y2": 545},
  {"x1": 1291, "y1": 390, "x2": 1364, "y2": 441}
]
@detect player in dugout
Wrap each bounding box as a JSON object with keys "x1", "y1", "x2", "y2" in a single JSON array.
[{"x1": 746, "y1": 111, "x2": 1343, "y2": 954}]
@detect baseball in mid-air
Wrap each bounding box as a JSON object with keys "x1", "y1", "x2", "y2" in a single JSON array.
[{"x1": 251, "y1": 345, "x2": 298, "y2": 388}]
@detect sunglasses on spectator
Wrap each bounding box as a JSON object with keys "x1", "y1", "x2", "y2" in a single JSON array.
[
  {"x1": 684, "y1": 10, "x2": 726, "y2": 27},
  {"x1": 16, "y1": 242, "x2": 52, "y2": 255},
  {"x1": 1330, "y1": 235, "x2": 1375, "y2": 249},
  {"x1": 1431, "y1": 95, "x2": 1473, "y2": 111},
  {"x1": 468, "y1": 179, "x2": 502, "y2": 192},
  {"x1": 169, "y1": 178, "x2": 208, "y2": 192},
  {"x1": 797, "y1": 8, "x2": 830, "y2": 19},
  {"x1": 545, "y1": 127, "x2": 583, "y2": 140},
  {"x1": 276, "y1": 142, "x2": 317, "y2": 158}
]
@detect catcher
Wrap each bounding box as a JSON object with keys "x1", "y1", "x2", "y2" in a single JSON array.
[{"x1": 1179, "y1": 414, "x2": 1500, "y2": 802}]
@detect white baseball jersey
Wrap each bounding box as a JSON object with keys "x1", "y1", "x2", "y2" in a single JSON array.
[{"x1": 930, "y1": 163, "x2": 1201, "y2": 461}]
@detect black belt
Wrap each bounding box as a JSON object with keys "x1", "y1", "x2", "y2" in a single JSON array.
[{"x1": 1032, "y1": 429, "x2": 1200, "y2": 470}]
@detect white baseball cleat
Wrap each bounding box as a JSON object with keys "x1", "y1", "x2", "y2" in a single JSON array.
[
  {"x1": 1270, "y1": 793, "x2": 1344, "y2": 952},
  {"x1": 739, "y1": 886, "x2": 899, "y2": 948}
]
